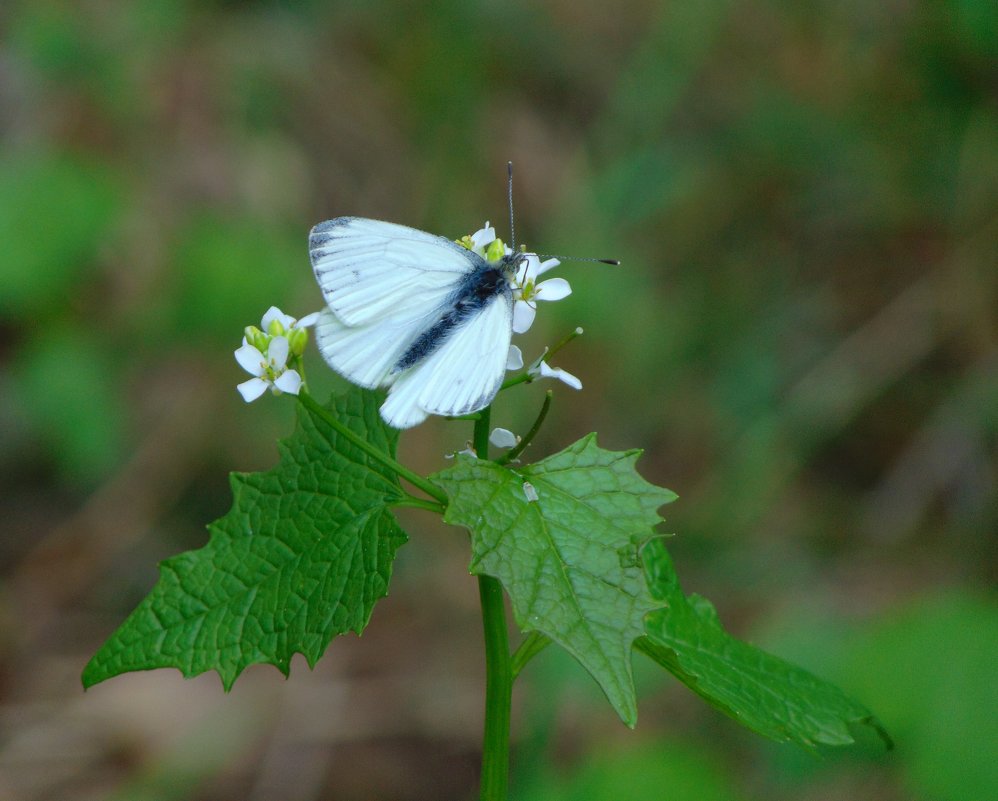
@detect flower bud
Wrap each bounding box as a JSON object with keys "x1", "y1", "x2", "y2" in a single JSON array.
[
  {"x1": 288, "y1": 327, "x2": 309, "y2": 356},
  {"x1": 485, "y1": 238, "x2": 506, "y2": 262},
  {"x1": 244, "y1": 326, "x2": 268, "y2": 352}
]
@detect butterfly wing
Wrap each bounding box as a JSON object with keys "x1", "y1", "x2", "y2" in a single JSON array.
[
  {"x1": 380, "y1": 291, "x2": 513, "y2": 428},
  {"x1": 310, "y1": 217, "x2": 476, "y2": 327},
  {"x1": 313, "y1": 307, "x2": 421, "y2": 389},
  {"x1": 310, "y1": 217, "x2": 483, "y2": 389},
  {"x1": 310, "y1": 216, "x2": 514, "y2": 428}
]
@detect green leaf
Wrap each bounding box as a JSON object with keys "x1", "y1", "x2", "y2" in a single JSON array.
[
  {"x1": 433, "y1": 434, "x2": 677, "y2": 726},
  {"x1": 637, "y1": 538, "x2": 891, "y2": 750},
  {"x1": 83, "y1": 389, "x2": 407, "y2": 689}
]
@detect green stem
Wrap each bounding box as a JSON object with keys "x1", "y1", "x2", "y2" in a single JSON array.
[
  {"x1": 475, "y1": 408, "x2": 512, "y2": 801},
  {"x1": 500, "y1": 326, "x2": 584, "y2": 392},
  {"x1": 546, "y1": 326, "x2": 584, "y2": 360},
  {"x1": 473, "y1": 405, "x2": 492, "y2": 457},
  {"x1": 297, "y1": 390, "x2": 448, "y2": 506},
  {"x1": 478, "y1": 575, "x2": 511, "y2": 800},
  {"x1": 391, "y1": 495, "x2": 447, "y2": 514},
  {"x1": 496, "y1": 390, "x2": 552, "y2": 466}
]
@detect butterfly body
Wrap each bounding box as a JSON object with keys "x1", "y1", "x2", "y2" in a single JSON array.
[
  {"x1": 309, "y1": 216, "x2": 521, "y2": 429},
  {"x1": 393, "y1": 257, "x2": 515, "y2": 373}
]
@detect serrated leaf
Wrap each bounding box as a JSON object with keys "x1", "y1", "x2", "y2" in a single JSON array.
[
  {"x1": 83, "y1": 389, "x2": 407, "y2": 689},
  {"x1": 433, "y1": 434, "x2": 677, "y2": 726},
  {"x1": 637, "y1": 538, "x2": 891, "y2": 750}
]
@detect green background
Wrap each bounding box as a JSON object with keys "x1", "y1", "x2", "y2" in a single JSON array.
[{"x1": 1, "y1": 1, "x2": 995, "y2": 799}]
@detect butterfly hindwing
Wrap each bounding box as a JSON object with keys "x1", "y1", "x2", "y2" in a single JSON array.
[
  {"x1": 313, "y1": 308, "x2": 422, "y2": 389},
  {"x1": 380, "y1": 291, "x2": 514, "y2": 428}
]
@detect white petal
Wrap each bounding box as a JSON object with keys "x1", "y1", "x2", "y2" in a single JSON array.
[
  {"x1": 537, "y1": 257, "x2": 561, "y2": 276},
  {"x1": 445, "y1": 444, "x2": 477, "y2": 459},
  {"x1": 512, "y1": 301, "x2": 536, "y2": 334},
  {"x1": 237, "y1": 377, "x2": 270, "y2": 402},
  {"x1": 519, "y1": 254, "x2": 542, "y2": 284},
  {"x1": 489, "y1": 427, "x2": 518, "y2": 448},
  {"x1": 506, "y1": 345, "x2": 523, "y2": 370},
  {"x1": 536, "y1": 361, "x2": 582, "y2": 390},
  {"x1": 267, "y1": 336, "x2": 290, "y2": 369},
  {"x1": 274, "y1": 369, "x2": 302, "y2": 395},
  {"x1": 295, "y1": 311, "x2": 321, "y2": 328},
  {"x1": 261, "y1": 306, "x2": 294, "y2": 331},
  {"x1": 470, "y1": 222, "x2": 495, "y2": 250},
  {"x1": 235, "y1": 341, "x2": 266, "y2": 376},
  {"x1": 522, "y1": 482, "x2": 539, "y2": 503},
  {"x1": 536, "y1": 277, "x2": 572, "y2": 302}
]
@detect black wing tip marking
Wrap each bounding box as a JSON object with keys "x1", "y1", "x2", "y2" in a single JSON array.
[
  {"x1": 309, "y1": 217, "x2": 357, "y2": 250},
  {"x1": 310, "y1": 217, "x2": 354, "y2": 235}
]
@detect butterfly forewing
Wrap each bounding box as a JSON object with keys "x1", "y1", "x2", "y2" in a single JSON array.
[{"x1": 310, "y1": 217, "x2": 474, "y2": 327}]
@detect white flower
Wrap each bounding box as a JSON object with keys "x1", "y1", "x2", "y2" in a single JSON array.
[
  {"x1": 458, "y1": 222, "x2": 512, "y2": 262},
  {"x1": 235, "y1": 335, "x2": 303, "y2": 402},
  {"x1": 529, "y1": 359, "x2": 582, "y2": 390},
  {"x1": 235, "y1": 306, "x2": 319, "y2": 401},
  {"x1": 511, "y1": 254, "x2": 569, "y2": 334},
  {"x1": 469, "y1": 222, "x2": 497, "y2": 256},
  {"x1": 261, "y1": 306, "x2": 320, "y2": 333},
  {"x1": 458, "y1": 228, "x2": 579, "y2": 386},
  {"x1": 489, "y1": 427, "x2": 519, "y2": 449}
]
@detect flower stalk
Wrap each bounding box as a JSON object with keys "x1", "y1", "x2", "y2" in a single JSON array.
[
  {"x1": 297, "y1": 390, "x2": 448, "y2": 507},
  {"x1": 474, "y1": 407, "x2": 513, "y2": 801},
  {"x1": 496, "y1": 390, "x2": 553, "y2": 466}
]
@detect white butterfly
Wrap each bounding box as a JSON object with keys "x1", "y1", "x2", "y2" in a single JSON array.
[{"x1": 309, "y1": 217, "x2": 532, "y2": 429}]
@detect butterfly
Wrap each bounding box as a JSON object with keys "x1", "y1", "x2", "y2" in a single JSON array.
[{"x1": 309, "y1": 216, "x2": 529, "y2": 429}]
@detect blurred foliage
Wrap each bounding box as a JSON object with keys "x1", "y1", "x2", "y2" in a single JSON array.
[
  {"x1": 841, "y1": 591, "x2": 998, "y2": 801},
  {"x1": 0, "y1": 155, "x2": 121, "y2": 319},
  {"x1": 517, "y1": 589, "x2": 997, "y2": 801},
  {"x1": 517, "y1": 739, "x2": 740, "y2": 801},
  {"x1": 1, "y1": 0, "x2": 995, "y2": 799}
]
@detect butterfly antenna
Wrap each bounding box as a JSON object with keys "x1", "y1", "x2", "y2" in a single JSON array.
[
  {"x1": 507, "y1": 161, "x2": 516, "y2": 252},
  {"x1": 507, "y1": 161, "x2": 618, "y2": 265},
  {"x1": 539, "y1": 253, "x2": 621, "y2": 266}
]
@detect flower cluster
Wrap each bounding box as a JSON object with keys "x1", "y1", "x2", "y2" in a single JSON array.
[
  {"x1": 457, "y1": 221, "x2": 584, "y2": 452},
  {"x1": 461, "y1": 222, "x2": 582, "y2": 391},
  {"x1": 235, "y1": 307, "x2": 318, "y2": 402},
  {"x1": 456, "y1": 221, "x2": 507, "y2": 263}
]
